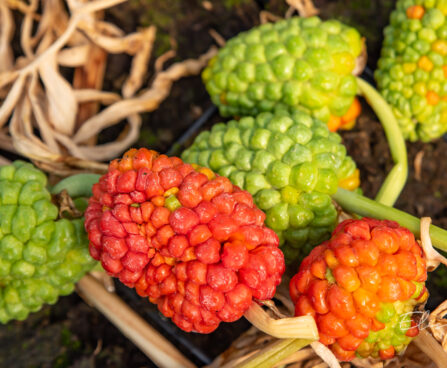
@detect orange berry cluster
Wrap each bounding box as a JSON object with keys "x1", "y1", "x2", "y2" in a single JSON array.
[
  {"x1": 290, "y1": 218, "x2": 427, "y2": 361},
  {"x1": 85, "y1": 148, "x2": 285, "y2": 333}
]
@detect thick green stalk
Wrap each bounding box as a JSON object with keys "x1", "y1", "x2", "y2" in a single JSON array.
[
  {"x1": 333, "y1": 188, "x2": 447, "y2": 252},
  {"x1": 51, "y1": 173, "x2": 101, "y2": 198},
  {"x1": 237, "y1": 339, "x2": 313, "y2": 368},
  {"x1": 356, "y1": 78, "x2": 408, "y2": 206}
]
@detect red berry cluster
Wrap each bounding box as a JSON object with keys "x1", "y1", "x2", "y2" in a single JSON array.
[
  {"x1": 290, "y1": 218, "x2": 427, "y2": 361},
  {"x1": 85, "y1": 148, "x2": 285, "y2": 333}
]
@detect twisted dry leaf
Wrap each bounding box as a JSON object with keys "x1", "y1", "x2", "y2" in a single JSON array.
[{"x1": 0, "y1": 0, "x2": 216, "y2": 175}]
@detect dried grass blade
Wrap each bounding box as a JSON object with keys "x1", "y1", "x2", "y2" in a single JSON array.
[
  {"x1": 9, "y1": 96, "x2": 59, "y2": 161},
  {"x1": 122, "y1": 26, "x2": 156, "y2": 98},
  {"x1": 38, "y1": 52, "x2": 78, "y2": 135},
  {"x1": 0, "y1": 74, "x2": 26, "y2": 128},
  {"x1": 28, "y1": 72, "x2": 61, "y2": 153},
  {"x1": 20, "y1": 0, "x2": 39, "y2": 58},
  {"x1": 76, "y1": 114, "x2": 142, "y2": 160},
  {"x1": 57, "y1": 45, "x2": 90, "y2": 67},
  {"x1": 0, "y1": 4, "x2": 14, "y2": 72},
  {"x1": 73, "y1": 46, "x2": 217, "y2": 144},
  {"x1": 74, "y1": 89, "x2": 121, "y2": 104},
  {"x1": 79, "y1": 22, "x2": 144, "y2": 54}
]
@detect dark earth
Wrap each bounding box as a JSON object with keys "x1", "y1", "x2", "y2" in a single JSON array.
[{"x1": 3, "y1": 0, "x2": 447, "y2": 367}]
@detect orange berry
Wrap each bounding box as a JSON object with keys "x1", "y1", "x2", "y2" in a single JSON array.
[
  {"x1": 371, "y1": 227, "x2": 399, "y2": 254},
  {"x1": 352, "y1": 239, "x2": 379, "y2": 266},
  {"x1": 426, "y1": 91, "x2": 440, "y2": 105},
  {"x1": 344, "y1": 220, "x2": 371, "y2": 240},
  {"x1": 341, "y1": 98, "x2": 361, "y2": 126},
  {"x1": 377, "y1": 253, "x2": 398, "y2": 276},
  {"x1": 337, "y1": 334, "x2": 363, "y2": 351},
  {"x1": 151, "y1": 207, "x2": 171, "y2": 228},
  {"x1": 333, "y1": 265, "x2": 361, "y2": 292},
  {"x1": 345, "y1": 314, "x2": 371, "y2": 339},
  {"x1": 152, "y1": 155, "x2": 174, "y2": 172},
  {"x1": 291, "y1": 269, "x2": 314, "y2": 296},
  {"x1": 327, "y1": 115, "x2": 342, "y2": 132},
  {"x1": 393, "y1": 227, "x2": 416, "y2": 251},
  {"x1": 371, "y1": 318, "x2": 386, "y2": 332},
  {"x1": 397, "y1": 277, "x2": 416, "y2": 300},
  {"x1": 418, "y1": 56, "x2": 434, "y2": 72},
  {"x1": 308, "y1": 279, "x2": 330, "y2": 314},
  {"x1": 324, "y1": 249, "x2": 339, "y2": 269},
  {"x1": 356, "y1": 266, "x2": 381, "y2": 293},
  {"x1": 414, "y1": 254, "x2": 427, "y2": 282},
  {"x1": 334, "y1": 245, "x2": 359, "y2": 267},
  {"x1": 327, "y1": 284, "x2": 356, "y2": 319},
  {"x1": 151, "y1": 195, "x2": 165, "y2": 207},
  {"x1": 379, "y1": 346, "x2": 395, "y2": 360},
  {"x1": 317, "y1": 313, "x2": 349, "y2": 338},
  {"x1": 352, "y1": 288, "x2": 380, "y2": 318},
  {"x1": 156, "y1": 225, "x2": 175, "y2": 246},
  {"x1": 294, "y1": 294, "x2": 316, "y2": 318},
  {"x1": 377, "y1": 276, "x2": 402, "y2": 302},
  {"x1": 141, "y1": 202, "x2": 155, "y2": 222},
  {"x1": 331, "y1": 341, "x2": 355, "y2": 361},
  {"x1": 406, "y1": 5, "x2": 425, "y2": 19},
  {"x1": 319, "y1": 332, "x2": 336, "y2": 346},
  {"x1": 395, "y1": 251, "x2": 417, "y2": 279},
  {"x1": 311, "y1": 258, "x2": 327, "y2": 279},
  {"x1": 188, "y1": 224, "x2": 212, "y2": 246}
]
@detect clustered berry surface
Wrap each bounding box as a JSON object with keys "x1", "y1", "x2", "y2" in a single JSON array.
[
  {"x1": 182, "y1": 111, "x2": 360, "y2": 263},
  {"x1": 85, "y1": 148, "x2": 285, "y2": 333},
  {"x1": 202, "y1": 16, "x2": 364, "y2": 127},
  {"x1": 290, "y1": 218, "x2": 428, "y2": 361},
  {"x1": 0, "y1": 161, "x2": 95, "y2": 323},
  {"x1": 376, "y1": 0, "x2": 447, "y2": 141}
]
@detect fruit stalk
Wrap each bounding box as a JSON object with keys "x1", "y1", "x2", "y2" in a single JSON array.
[
  {"x1": 356, "y1": 78, "x2": 408, "y2": 206},
  {"x1": 333, "y1": 188, "x2": 447, "y2": 252}
]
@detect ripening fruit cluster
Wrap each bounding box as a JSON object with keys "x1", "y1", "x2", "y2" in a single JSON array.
[
  {"x1": 203, "y1": 16, "x2": 364, "y2": 127},
  {"x1": 376, "y1": 0, "x2": 447, "y2": 141},
  {"x1": 85, "y1": 148, "x2": 285, "y2": 333},
  {"x1": 290, "y1": 218, "x2": 428, "y2": 361},
  {"x1": 0, "y1": 161, "x2": 95, "y2": 323}
]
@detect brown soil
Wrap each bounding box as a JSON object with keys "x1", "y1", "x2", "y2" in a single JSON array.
[{"x1": 4, "y1": 0, "x2": 447, "y2": 367}]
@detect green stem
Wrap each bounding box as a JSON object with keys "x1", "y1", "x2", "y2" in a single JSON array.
[
  {"x1": 51, "y1": 173, "x2": 101, "y2": 198},
  {"x1": 356, "y1": 78, "x2": 408, "y2": 206},
  {"x1": 237, "y1": 339, "x2": 312, "y2": 368},
  {"x1": 333, "y1": 188, "x2": 447, "y2": 252}
]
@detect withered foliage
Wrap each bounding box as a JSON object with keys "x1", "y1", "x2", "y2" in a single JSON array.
[{"x1": 0, "y1": 0, "x2": 216, "y2": 175}]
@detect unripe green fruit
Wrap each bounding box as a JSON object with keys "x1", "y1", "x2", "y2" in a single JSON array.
[
  {"x1": 0, "y1": 161, "x2": 96, "y2": 323},
  {"x1": 203, "y1": 16, "x2": 364, "y2": 124},
  {"x1": 376, "y1": 0, "x2": 447, "y2": 141},
  {"x1": 182, "y1": 111, "x2": 360, "y2": 264}
]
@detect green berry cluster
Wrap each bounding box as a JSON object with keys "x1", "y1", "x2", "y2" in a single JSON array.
[
  {"x1": 0, "y1": 161, "x2": 96, "y2": 323},
  {"x1": 202, "y1": 16, "x2": 363, "y2": 123},
  {"x1": 376, "y1": 0, "x2": 447, "y2": 141},
  {"x1": 182, "y1": 111, "x2": 359, "y2": 263}
]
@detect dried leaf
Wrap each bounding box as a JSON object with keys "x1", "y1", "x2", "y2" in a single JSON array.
[
  {"x1": 122, "y1": 26, "x2": 156, "y2": 98},
  {"x1": 57, "y1": 45, "x2": 90, "y2": 67},
  {"x1": 38, "y1": 51, "x2": 78, "y2": 135},
  {"x1": 0, "y1": 4, "x2": 14, "y2": 73}
]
